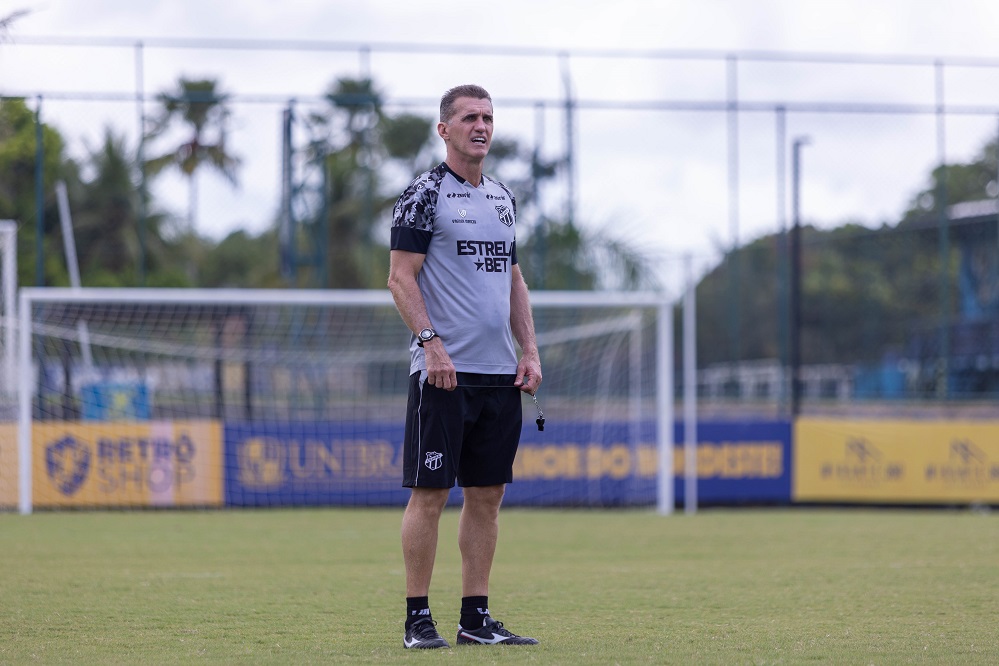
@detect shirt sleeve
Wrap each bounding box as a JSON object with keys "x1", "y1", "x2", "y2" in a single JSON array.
[
  {"x1": 391, "y1": 226, "x2": 431, "y2": 254},
  {"x1": 391, "y1": 174, "x2": 438, "y2": 254}
]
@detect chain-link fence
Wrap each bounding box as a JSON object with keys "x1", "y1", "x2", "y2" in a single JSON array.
[{"x1": 3, "y1": 38, "x2": 999, "y2": 413}]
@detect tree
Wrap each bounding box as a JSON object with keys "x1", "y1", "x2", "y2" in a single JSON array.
[
  {"x1": 200, "y1": 229, "x2": 281, "y2": 288},
  {"x1": 71, "y1": 127, "x2": 188, "y2": 287},
  {"x1": 0, "y1": 97, "x2": 72, "y2": 286},
  {"x1": 901, "y1": 138, "x2": 998, "y2": 222},
  {"x1": 293, "y1": 77, "x2": 436, "y2": 288},
  {"x1": 145, "y1": 78, "x2": 241, "y2": 232},
  {"x1": 694, "y1": 135, "x2": 999, "y2": 372},
  {"x1": 381, "y1": 112, "x2": 437, "y2": 176},
  {"x1": 294, "y1": 76, "x2": 657, "y2": 292},
  {"x1": 518, "y1": 219, "x2": 661, "y2": 291}
]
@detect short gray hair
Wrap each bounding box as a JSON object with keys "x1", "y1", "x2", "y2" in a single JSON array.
[{"x1": 440, "y1": 84, "x2": 492, "y2": 122}]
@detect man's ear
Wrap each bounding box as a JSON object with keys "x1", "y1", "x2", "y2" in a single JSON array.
[{"x1": 437, "y1": 121, "x2": 448, "y2": 140}]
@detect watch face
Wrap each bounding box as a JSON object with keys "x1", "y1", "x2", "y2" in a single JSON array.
[{"x1": 419, "y1": 328, "x2": 434, "y2": 341}]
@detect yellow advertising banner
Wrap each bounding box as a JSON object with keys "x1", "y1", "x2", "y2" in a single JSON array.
[
  {"x1": 32, "y1": 420, "x2": 223, "y2": 508},
  {"x1": 794, "y1": 418, "x2": 999, "y2": 503},
  {"x1": 0, "y1": 423, "x2": 17, "y2": 508}
]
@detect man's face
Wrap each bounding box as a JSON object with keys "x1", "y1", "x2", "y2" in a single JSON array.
[{"x1": 439, "y1": 96, "x2": 493, "y2": 161}]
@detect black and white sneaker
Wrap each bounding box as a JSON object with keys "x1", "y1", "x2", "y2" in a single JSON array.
[
  {"x1": 456, "y1": 616, "x2": 539, "y2": 645},
  {"x1": 403, "y1": 618, "x2": 450, "y2": 649}
]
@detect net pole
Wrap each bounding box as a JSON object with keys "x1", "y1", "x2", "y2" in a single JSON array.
[
  {"x1": 628, "y1": 312, "x2": 642, "y2": 480},
  {"x1": 0, "y1": 221, "x2": 16, "y2": 397},
  {"x1": 656, "y1": 296, "x2": 674, "y2": 515},
  {"x1": 17, "y1": 290, "x2": 32, "y2": 515},
  {"x1": 683, "y1": 255, "x2": 698, "y2": 515},
  {"x1": 55, "y1": 181, "x2": 95, "y2": 370}
]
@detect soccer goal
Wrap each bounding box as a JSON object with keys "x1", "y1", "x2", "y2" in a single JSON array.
[{"x1": 7, "y1": 288, "x2": 674, "y2": 514}]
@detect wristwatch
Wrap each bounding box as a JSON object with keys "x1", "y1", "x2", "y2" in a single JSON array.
[{"x1": 416, "y1": 328, "x2": 438, "y2": 347}]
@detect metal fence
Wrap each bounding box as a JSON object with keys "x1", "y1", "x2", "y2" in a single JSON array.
[{"x1": 3, "y1": 37, "x2": 999, "y2": 412}]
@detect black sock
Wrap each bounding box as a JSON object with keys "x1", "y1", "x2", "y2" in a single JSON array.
[
  {"x1": 460, "y1": 595, "x2": 490, "y2": 630},
  {"x1": 406, "y1": 596, "x2": 432, "y2": 630}
]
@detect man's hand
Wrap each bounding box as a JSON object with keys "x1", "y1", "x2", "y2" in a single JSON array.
[
  {"x1": 514, "y1": 353, "x2": 542, "y2": 395},
  {"x1": 423, "y1": 338, "x2": 457, "y2": 391}
]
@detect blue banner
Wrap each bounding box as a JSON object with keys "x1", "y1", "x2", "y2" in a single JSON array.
[
  {"x1": 677, "y1": 421, "x2": 792, "y2": 505},
  {"x1": 223, "y1": 420, "x2": 791, "y2": 507},
  {"x1": 224, "y1": 421, "x2": 409, "y2": 507}
]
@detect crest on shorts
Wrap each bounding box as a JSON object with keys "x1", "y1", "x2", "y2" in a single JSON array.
[
  {"x1": 424, "y1": 451, "x2": 443, "y2": 471},
  {"x1": 495, "y1": 205, "x2": 513, "y2": 227}
]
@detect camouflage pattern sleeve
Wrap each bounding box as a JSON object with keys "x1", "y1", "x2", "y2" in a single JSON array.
[{"x1": 392, "y1": 164, "x2": 447, "y2": 231}]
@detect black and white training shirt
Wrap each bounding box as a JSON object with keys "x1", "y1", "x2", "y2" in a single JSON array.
[{"x1": 391, "y1": 162, "x2": 519, "y2": 376}]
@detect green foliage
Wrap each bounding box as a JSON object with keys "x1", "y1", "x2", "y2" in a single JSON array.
[
  {"x1": 900, "y1": 138, "x2": 998, "y2": 223},
  {"x1": 70, "y1": 127, "x2": 193, "y2": 288},
  {"x1": 71, "y1": 129, "x2": 141, "y2": 279},
  {"x1": 379, "y1": 112, "x2": 436, "y2": 173},
  {"x1": 200, "y1": 229, "x2": 282, "y2": 288},
  {"x1": 700, "y1": 132, "x2": 997, "y2": 369},
  {"x1": 698, "y1": 221, "x2": 954, "y2": 366},
  {"x1": 0, "y1": 98, "x2": 75, "y2": 286},
  {"x1": 521, "y1": 219, "x2": 597, "y2": 290},
  {"x1": 698, "y1": 236, "x2": 781, "y2": 363},
  {"x1": 288, "y1": 78, "x2": 435, "y2": 289},
  {"x1": 518, "y1": 218, "x2": 662, "y2": 291}
]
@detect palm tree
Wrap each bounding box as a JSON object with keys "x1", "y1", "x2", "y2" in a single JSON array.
[
  {"x1": 73, "y1": 129, "x2": 139, "y2": 280},
  {"x1": 298, "y1": 77, "x2": 436, "y2": 288},
  {"x1": 0, "y1": 9, "x2": 30, "y2": 42},
  {"x1": 144, "y1": 78, "x2": 240, "y2": 232},
  {"x1": 72, "y1": 127, "x2": 183, "y2": 286}
]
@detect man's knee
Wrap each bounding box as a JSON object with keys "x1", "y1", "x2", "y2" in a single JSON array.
[
  {"x1": 407, "y1": 487, "x2": 450, "y2": 516},
  {"x1": 463, "y1": 485, "x2": 505, "y2": 513}
]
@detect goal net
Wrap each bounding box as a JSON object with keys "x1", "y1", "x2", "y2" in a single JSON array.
[{"x1": 4, "y1": 288, "x2": 673, "y2": 513}]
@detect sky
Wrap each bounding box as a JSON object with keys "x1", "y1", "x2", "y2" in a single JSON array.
[{"x1": 3, "y1": 0, "x2": 999, "y2": 291}]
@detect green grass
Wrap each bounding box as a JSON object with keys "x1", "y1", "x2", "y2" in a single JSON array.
[{"x1": 1, "y1": 507, "x2": 997, "y2": 664}]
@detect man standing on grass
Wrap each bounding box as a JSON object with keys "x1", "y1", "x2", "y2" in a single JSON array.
[{"x1": 388, "y1": 84, "x2": 542, "y2": 650}]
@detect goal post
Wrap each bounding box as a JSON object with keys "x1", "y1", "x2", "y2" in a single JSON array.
[
  {"x1": 0, "y1": 222, "x2": 16, "y2": 399},
  {"x1": 0, "y1": 222, "x2": 18, "y2": 513},
  {"x1": 10, "y1": 287, "x2": 676, "y2": 514}
]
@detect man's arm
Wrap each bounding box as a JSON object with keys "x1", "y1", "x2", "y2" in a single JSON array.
[
  {"x1": 388, "y1": 249, "x2": 457, "y2": 391},
  {"x1": 510, "y1": 264, "x2": 542, "y2": 394}
]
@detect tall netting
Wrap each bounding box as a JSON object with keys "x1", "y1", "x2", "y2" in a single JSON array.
[{"x1": 9, "y1": 289, "x2": 670, "y2": 512}]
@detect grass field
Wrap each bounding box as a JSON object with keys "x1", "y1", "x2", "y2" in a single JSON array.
[{"x1": 1, "y1": 507, "x2": 997, "y2": 665}]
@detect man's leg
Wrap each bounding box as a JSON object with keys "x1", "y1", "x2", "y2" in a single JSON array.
[
  {"x1": 458, "y1": 484, "x2": 505, "y2": 597},
  {"x1": 402, "y1": 487, "x2": 450, "y2": 596},
  {"x1": 401, "y1": 487, "x2": 452, "y2": 649},
  {"x1": 454, "y1": 484, "x2": 537, "y2": 645}
]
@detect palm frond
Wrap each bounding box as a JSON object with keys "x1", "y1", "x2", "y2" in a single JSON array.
[{"x1": 0, "y1": 9, "x2": 31, "y2": 41}]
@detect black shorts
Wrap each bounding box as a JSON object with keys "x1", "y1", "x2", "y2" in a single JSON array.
[{"x1": 402, "y1": 371, "x2": 523, "y2": 488}]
